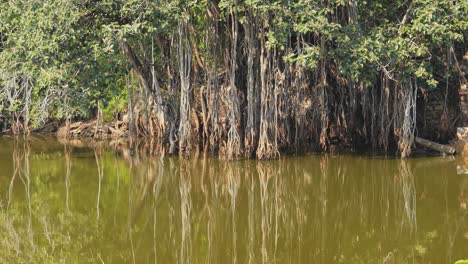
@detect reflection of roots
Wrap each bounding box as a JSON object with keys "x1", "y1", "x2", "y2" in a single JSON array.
[
  {"x1": 94, "y1": 146, "x2": 104, "y2": 219},
  {"x1": 225, "y1": 163, "x2": 240, "y2": 264},
  {"x1": 65, "y1": 145, "x2": 71, "y2": 213},
  {"x1": 179, "y1": 158, "x2": 192, "y2": 264},
  {"x1": 257, "y1": 162, "x2": 273, "y2": 263},
  {"x1": 395, "y1": 161, "x2": 417, "y2": 234},
  {"x1": 4, "y1": 140, "x2": 462, "y2": 262}
]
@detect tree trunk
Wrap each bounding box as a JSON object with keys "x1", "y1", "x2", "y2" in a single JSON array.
[{"x1": 415, "y1": 137, "x2": 456, "y2": 155}]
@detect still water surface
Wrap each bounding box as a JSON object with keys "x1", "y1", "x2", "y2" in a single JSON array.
[{"x1": 0, "y1": 136, "x2": 467, "y2": 263}]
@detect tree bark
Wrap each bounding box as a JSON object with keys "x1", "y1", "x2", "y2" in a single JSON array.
[{"x1": 415, "y1": 137, "x2": 456, "y2": 155}]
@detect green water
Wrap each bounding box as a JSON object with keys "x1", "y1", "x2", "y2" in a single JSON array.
[{"x1": 0, "y1": 136, "x2": 467, "y2": 263}]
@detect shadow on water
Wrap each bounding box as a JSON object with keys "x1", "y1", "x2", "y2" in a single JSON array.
[{"x1": 0, "y1": 136, "x2": 467, "y2": 263}]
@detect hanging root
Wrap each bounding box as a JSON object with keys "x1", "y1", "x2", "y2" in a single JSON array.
[
  {"x1": 225, "y1": 84, "x2": 242, "y2": 160},
  {"x1": 224, "y1": 2, "x2": 242, "y2": 160},
  {"x1": 177, "y1": 18, "x2": 193, "y2": 156},
  {"x1": 396, "y1": 79, "x2": 418, "y2": 158}
]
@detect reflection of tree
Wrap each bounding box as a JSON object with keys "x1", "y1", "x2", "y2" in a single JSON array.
[
  {"x1": 64, "y1": 144, "x2": 72, "y2": 213},
  {"x1": 257, "y1": 162, "x2": 272, "y2": 263},
  {"x1": 3, "y1": 138, "x2": 36, "y2": 261},
  {"x1": 179, "y1": 159, "x2": 192, "y2": 264},
  {"x1": 1, "y1": 139, "x2": 467, "y2": 263},
  {"x1": 444, "y1": 166, "x2": 468, "y2": 264},
  {"x1": 152, "y1": 156, "x2": 165, "y2": 264},
  {"x1": 13, "y1": 139, "x2": 34, "y2": 249},
  {"x1": 246, "y1": 161, "x2": 256, "y2": 264},
  {"x1": 225, "y1": 161, "x2": 240, "y2": 264},
  {"x1": 94, "y1": 144, "x2": 104, "y2": 220},
  {"x1": 396, "y1": 161, "x2": 417, "y2": 234}
]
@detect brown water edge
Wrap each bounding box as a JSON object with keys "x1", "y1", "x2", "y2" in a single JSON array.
[
  {"x1": 2, "y1": 131, "x2": 447, "y2": 160},
  {"x1": 1, "y1": 111, "x2": 457, "y2": 159},
  {"x1": 0, "y1": 136, "x2": 467, "y2": 263}
]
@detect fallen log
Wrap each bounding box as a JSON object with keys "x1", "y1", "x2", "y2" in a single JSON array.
[{"x1": 415, "y1": 137, "x2": 456, "y2": 155}]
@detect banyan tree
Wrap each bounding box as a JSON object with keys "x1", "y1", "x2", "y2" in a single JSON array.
[{"x1": 0, "y1": 0, "x2": 466, "y2": 159}]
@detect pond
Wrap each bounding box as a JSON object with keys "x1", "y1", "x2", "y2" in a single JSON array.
[{"x1": 0, "y1": 136, "x2": 467, "y2": 263}]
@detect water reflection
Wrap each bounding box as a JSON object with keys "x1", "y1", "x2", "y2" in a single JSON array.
[
  {"x1": 64, "y1": 144, "x2": 71, "y2": 213},
  {"x1": 0, "y1": 137, "x2": 467, "y2": 263}
]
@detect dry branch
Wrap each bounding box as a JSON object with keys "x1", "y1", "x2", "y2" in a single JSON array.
[{"x1": 415, "y1": 137, "x2": 456, "y2": 155}]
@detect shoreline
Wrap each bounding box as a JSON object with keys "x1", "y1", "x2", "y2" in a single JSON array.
[{"x1": 0, "y1": 130, "x2": 457, "y2": 159}]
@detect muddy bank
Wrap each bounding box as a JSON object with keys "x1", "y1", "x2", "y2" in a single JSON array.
[{"x1": 56, "y1": 119, "x2": 128, "y2": 139}]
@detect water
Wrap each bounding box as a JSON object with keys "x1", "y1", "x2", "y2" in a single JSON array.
[{"x1": 0, "y1": 136, "x2": 467, "y2": 263}]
